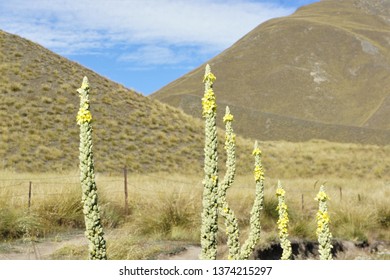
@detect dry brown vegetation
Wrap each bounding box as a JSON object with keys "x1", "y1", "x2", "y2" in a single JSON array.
[
  {"x1": 0, "y1": 29, "x2": 210, "y2": 173},
  {"x1": 2, "y1": 30, "x2": 389, "y2": 178},
  {"x1": 152, "y1": 0, "x2": 390, "y2": 145},
  {"x1": 0, "y1": 171, "x2": 389, "y2": 259}
]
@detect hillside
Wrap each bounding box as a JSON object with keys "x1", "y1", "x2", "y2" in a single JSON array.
[
  {"x1": 0, "y1": 29, "x2": 230, "y2": 174},
  {"x1": 1, "y1": 29, "x2": 389, "y2": 179},
  {"x1": 152, "y1": 0, "x2": 390, "y2": 145}
]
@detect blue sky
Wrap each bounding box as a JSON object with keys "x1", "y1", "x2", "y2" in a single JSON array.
[{"x1": 0, "y1": 0, "x2": 318, "y2": 95}]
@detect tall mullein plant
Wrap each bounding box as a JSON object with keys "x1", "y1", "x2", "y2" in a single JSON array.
[
  {"x1": 200, "y1": 65, "x2": 264, "y2": 260},
  {"x1": 315, "y1": 185, "x2": 333, "y2": 260},
  {"x1": 276, "y1": 181, "x2": 292, "y2": 260},
  {"x1": 217, "y1": 113, "x2": 265, "y2": 260},
  {"x1": 218, "y1": 106, "x2": 240, "y2": 260},
  {"x1": 200, "y1": 64, "x2": 219, "y2": 260},
  {"x1": 239, "y1": 141, "x2": 264, "y2": 260},
  {"x1": 76, "y1": 77, "x2": 107, "y2": 260}
]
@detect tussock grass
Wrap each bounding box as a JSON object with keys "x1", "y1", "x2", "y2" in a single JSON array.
[
  {"x1": 50, "y1": 244, "x2": 88, "y2": 260},
  {"x1": 0, "y1": 29, "x2": 213, "y2": 174},
  {"x1": 1, "y1": 171, "x2": 389, "y2": 259},
  {"x1": 1, "y1": 30, "x2": 389, "y2": 178},
  {"x1": 122, "y1": 173, "x2": 202, "y2": 243},
  {"x1": 151, "y1": 1, "x2": 390, "y2": 145}
]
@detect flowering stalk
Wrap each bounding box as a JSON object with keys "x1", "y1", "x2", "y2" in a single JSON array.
[
  {"x1": 200, "y1": 64, "x2": 219, "y2": 260},
  {"x1": 239, "y1": 141, "x2": 264, "y2": 260},
  {"x1": 315, "y1": 185, "x2": 333, "y2": 260},
  {"x1": 200, "y1": 65, "x2": 264, "y2": 260},
  {"x1": 77, "y1": 77, "x2": 107, "y2": 260},
  {"x1": 218, "y1": 106, "x2": 240, "y2": 260},
  {"x1": 276, "y1": 181, "x2": 292, "y2": 260}
]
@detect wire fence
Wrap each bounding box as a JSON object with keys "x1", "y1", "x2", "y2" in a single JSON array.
[
  {"x1": 0, "y1": 167, "x2": 205, "y2": 211},
  {"x1": 0, "y1": 167, "x2": 365, "y2": 213}
]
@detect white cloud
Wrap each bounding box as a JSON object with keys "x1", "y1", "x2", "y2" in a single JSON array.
[
  {"x1": 0, "y1": 0, "x2": 295, "y2": 64},
  {"x1": 120, "y1": 45, "x2": 190, "y2": 65}
]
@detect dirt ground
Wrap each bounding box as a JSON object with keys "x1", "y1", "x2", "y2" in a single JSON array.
[
  {"x1": 0, "y1": 233, "x2": 388, "y2": 260},
  {"x1": 0, "y1": 232, "x2": 87, "y2": 260},
  {"x1": 0, "y1": 231, "x2": 201, "y2": 260},
  {"x1": 158, "y1": 245, "x2": 201, "y2": 260}
]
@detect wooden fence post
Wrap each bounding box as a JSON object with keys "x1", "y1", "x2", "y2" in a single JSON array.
[
  {"x1": 339, "y1": 186, "x2": 342, "y2": 201},
  {"x1": 28, "y1": 181, "x2": 32, "y2": 209},
  {"x1": 124, "y1": 166, "x2": 128, "y2": 215}
]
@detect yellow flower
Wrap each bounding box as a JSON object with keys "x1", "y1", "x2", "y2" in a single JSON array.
[
  {"x1": 277, "y1": 216, "x2": 289, "y2": 229},
  {"x1": 276, "y1": 188, "x2": 286, "y2": 197},
  {"x1": 223, "y1": 113, "x2": 234, "y2": 123},
  {"x1": 253, "y1": 165, "x2": 264, "y2": 181},
  {"x1": 225, "y1": 133, "x2": 235, "y2": 142},
  {"x1": 315, "y1": 191, "x2": 329, "y2": 202},
  {"x1": 203, "y1": 71, "x2": 216, "y2": 83},
  {"x1": 77, "y1": 107, "x2": 92, "y2": 125},
  {"x1": 276, "y1": 203, "x2": 288, "y2": 212},
  {"x1": 316, "y1": 209, "x2": 331, "y2": 236},
  {"x1": 252, "y1": 147, "x2": 262, "y2": 156},
  {"x1": 316, "y1": 211, "x2": 330, "y2": 224},
  {"x1": 202, "y1": 89, "x2": 217, "y2": 116}
]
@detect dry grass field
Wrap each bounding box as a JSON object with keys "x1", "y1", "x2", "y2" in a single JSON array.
[{"x1": 0, "y1": 170, "x2": 389, "y2": 259}]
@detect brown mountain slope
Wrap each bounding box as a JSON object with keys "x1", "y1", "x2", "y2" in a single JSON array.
[
  {"x1": 1, "y1": 29, "x2": 389, "y2": 179},
  {"x1": 152, "y1": 0, "x2": 390, "y2": 145},
  {"x1": 0, "y1": 29, "x2": 227, "y2": 174}
]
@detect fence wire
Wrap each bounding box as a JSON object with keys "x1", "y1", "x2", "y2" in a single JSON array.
[{"x1": 0, "y1": 168, "x2": 361, "y2": 210}]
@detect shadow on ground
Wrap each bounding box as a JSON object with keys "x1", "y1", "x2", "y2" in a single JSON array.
[{"x1": 255, "y1": 239, "x2": 390, "y2": 260}]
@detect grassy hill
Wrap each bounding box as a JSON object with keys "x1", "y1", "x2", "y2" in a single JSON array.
[
  {"x1": 152, "y1": 0, "x2": 390, "y2": 145},
  {"x1": 1, "y1": 29, "x2": 389, "y2": 179},
  {"x1": 0, "y1": 29, "x2": 228, "y2": 174}
]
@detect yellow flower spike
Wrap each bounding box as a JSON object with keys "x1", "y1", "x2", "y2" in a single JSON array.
[
  {"x1": 276, "y1": 181, "x2": 292, "y2": 260},
  {"x1": 276, "y1": 188, "x2": 286, "y2": 197},
  {"x1": 203, "y1": 64, "x2": 216, "y2": 83},
  {"x1": 239, "y1": 139, "x2": 265, "y2": 259},
  {"x1": 252, "y1": 148, "x2": 262, "y2": 156},
  {"x1": 77, "y1": 76, "x2": 90, "y2": 94},
  {"x1": 76, "y1": 107, "x2": 92, "y2": 125},
  {"x1": 315, "y1": 191, "x2": 329, "y2": 202},
  {"x1": 316, "y1": 186, "x2": 333, "y2": 260},
  {"x1": 201, "y1": 63, "x2": 265, "y2": 261},
  {"x1": 253, "y1": 165, "x2": 264, "y2": 181},
  {"x1": 223, "y1": 107, "x2": 234, "y2": 123},
  {"x1": 223, "y1": 113, "x2": 234, "y2": 123},
  {"x1": 252, "y1": 141, "x2": 262, "y2": 156},
  {"x1": 76, "y1": 76, "x2": 106, "y2": 260},
  {"x1": 201, "y1": 89, "x2": 217, "y2": 117},
  {"x1": 201, "y1": 64, "x2": 219, "y2": 260},
  {"x1": 81, "y1": 76, "x2": 89, "y2": 90}
]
